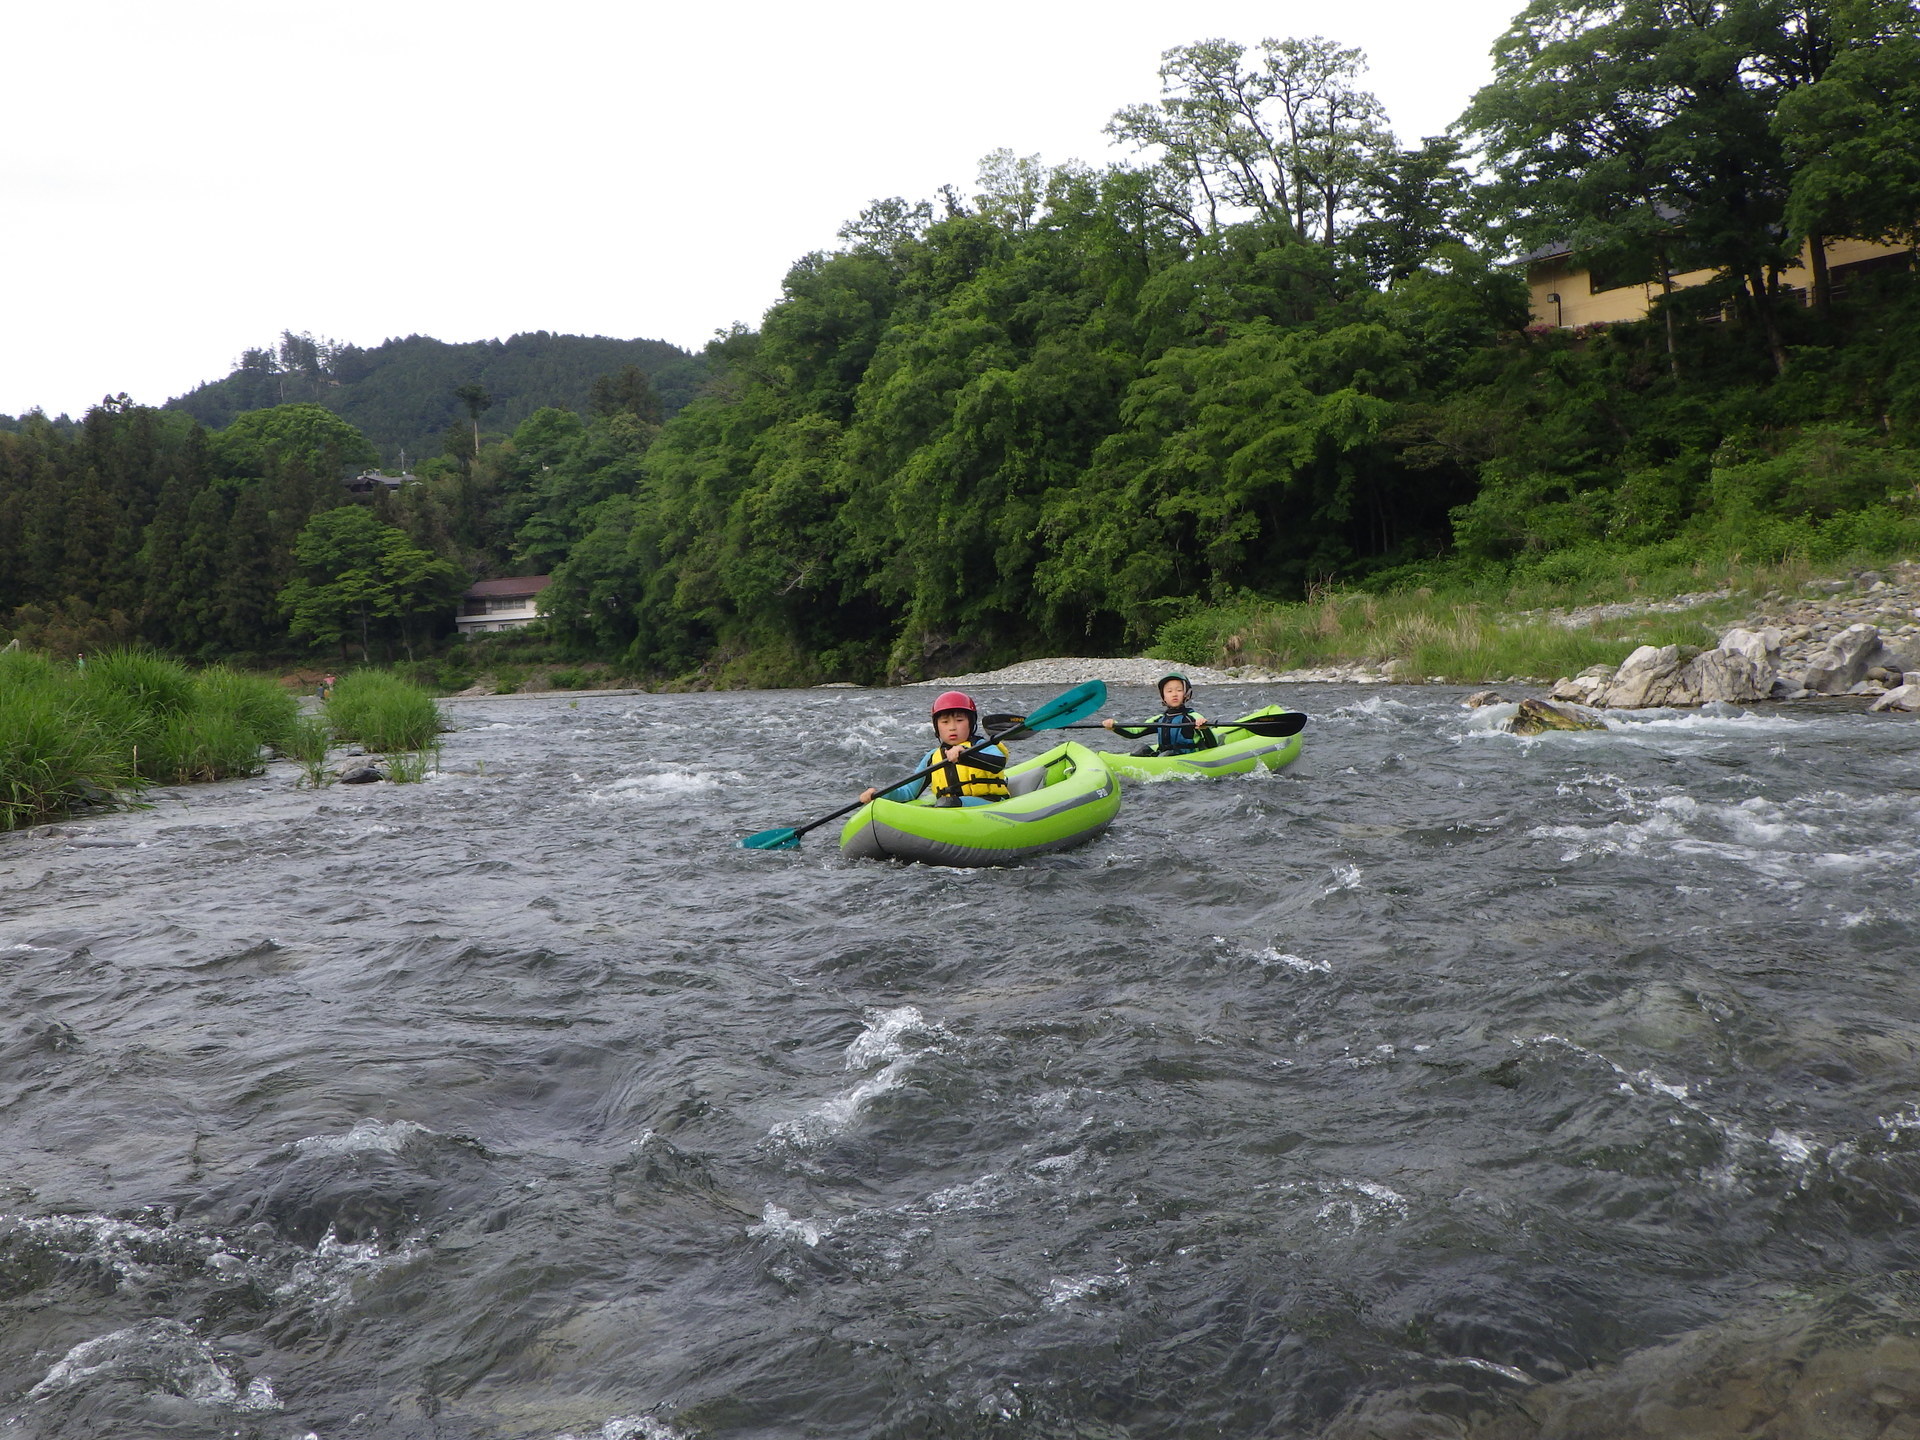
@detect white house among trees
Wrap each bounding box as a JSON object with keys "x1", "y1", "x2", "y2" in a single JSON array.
[{"x1": 457, "y1": 576, "x2": 550, "y2": 634}]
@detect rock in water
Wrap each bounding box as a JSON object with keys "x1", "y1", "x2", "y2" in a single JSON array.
[
  {"x1": 1564, "y1": 645, "x2": 1774, "y2": 708},
  {"x1": 1506, "y1": 698, "x2": 1606, "y2": 735},
  {"x1": 1869, "y1": 683, "x2": 1920, "y2": 713},
  {"x1": 1463, "y1": 690, "x2": 1507, "y2": 708},
  {"x1": 336, "y1": 761, "x2": 386, "y2": 784},
  {"x1": 1548, "y1": 666, "x2": 1617, "y2": 705},
  {"x1": 1682, "y1": 647, "x2": 1775, "y2": 704},
  {"x1": 1605, "y1": 644, "x2": 1690, "y2": 707},
  {"x1": 1801, "y1": 623, "x2": 1882, "y2": 694}
]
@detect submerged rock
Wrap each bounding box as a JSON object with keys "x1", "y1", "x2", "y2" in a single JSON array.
[{"x1": 1505, "y1": 698, "x2": 1605, "y2": 735}]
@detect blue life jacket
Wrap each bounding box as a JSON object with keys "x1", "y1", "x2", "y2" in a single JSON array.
[{"x1": 1144, "y1": 706, "x2": 1208, "y2": 755}]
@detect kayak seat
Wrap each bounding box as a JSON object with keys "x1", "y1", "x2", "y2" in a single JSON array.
[{"x1": 1006, "y1": 767, "x2": 1047, "y2": 798}]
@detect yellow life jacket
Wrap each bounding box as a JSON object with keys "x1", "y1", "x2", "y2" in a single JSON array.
[{"x1": 925, "y1": 742, "x2": 1010, "y2": 802}]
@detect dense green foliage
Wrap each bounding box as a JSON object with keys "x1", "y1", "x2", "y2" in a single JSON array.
[
  {"x1": 6, "y1": 8, "x2": 1919, "y2": 688},
  {"x1": 324, "y1": 670, "x2": 442, "y2": 753},
  {"x1": 166, "y1": 330, "x2": 705, "y2": 467},
  {"x1": 0, "y1": 648, "x2": 298, "y2": 829}
]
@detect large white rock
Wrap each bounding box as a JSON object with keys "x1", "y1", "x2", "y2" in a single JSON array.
[
  {"x1": 1869, "y1": 683, "x2": 1920, "y2": 713},
  {"x1": 1557, "y1": 645, "x2": 1774, "y2": 708},
  {"x1": 1604, "y1": 645, "x2": 1685, "y2": 708},
  {"x1": 1718, "y1": 626, "x2": 1782, "y2": 668},
  {"x1": 1801, "y1": 623, "x2": 1882, "y2": 694},
  {"x1": 1678, "y1": 648, "x2": 1774, "y2": 704}
]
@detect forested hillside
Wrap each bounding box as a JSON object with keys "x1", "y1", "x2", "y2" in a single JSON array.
[
  {"x1": 5, "y1": 0, "x2": 1919, "y2": 682},
  {"x1": 165, "y1": 330, "x2": 706, "y2": 465}
]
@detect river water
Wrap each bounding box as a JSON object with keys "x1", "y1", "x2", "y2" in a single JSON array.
[{"x1": 2, "y1": 685, "x2": 1918, "y2": 1440}]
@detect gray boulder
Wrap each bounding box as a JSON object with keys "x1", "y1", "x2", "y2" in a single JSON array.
[
  {"x1": 1554, "y1": 644, "x2": 1774, "y2": 708},
  {"x1": 1602, "y1": 644, "x2": 1686, "y2": 707},
  {"x1": 335, "y1": 760, "x2": 386, "y2": 784},
  {"x1": 1462, "y1": 690, "x2": 1507, "y2": 708},
  {"x1": 1801, "y1": 623, "x2": 1881, "y2": 694},
  {"x1": 1718, "y1": 626, "x2": 1782, "y2": 668},
  {"x1": 1869, "y1": 683, "x2": 1920, "y2": 713}
]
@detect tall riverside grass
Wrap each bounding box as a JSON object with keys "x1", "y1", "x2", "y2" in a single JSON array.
[
  {"x1": 325, "y1": 671, "x2": 442, "y2": 752},
  {"x1": 0, "y1": 647, "x2": 296, "y2": 829}
]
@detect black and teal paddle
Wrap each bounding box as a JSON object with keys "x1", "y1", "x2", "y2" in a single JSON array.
[
  {"x1": 982, "y1": 711, "x2": 1307, "y2": 741},
  {"x1": 740, "y1": 680, "x2": 1109, "y2": 851}
]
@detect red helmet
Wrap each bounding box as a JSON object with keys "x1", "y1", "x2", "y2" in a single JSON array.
[{"x1": 930, "y1": 690, "x2": 977, "y2": 723}]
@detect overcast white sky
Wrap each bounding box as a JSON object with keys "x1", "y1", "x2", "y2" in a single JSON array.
[{"x1": 1, "y1": 0, "x2": 1523, "y2": 419}]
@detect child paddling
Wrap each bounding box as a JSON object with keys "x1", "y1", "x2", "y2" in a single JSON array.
[
  {"x1": 860, "y1": 691, "x2": 1010, "y2": 808},
  {"x1": 1102, "y1": 673, "x2": 1217, "y2": 757}
]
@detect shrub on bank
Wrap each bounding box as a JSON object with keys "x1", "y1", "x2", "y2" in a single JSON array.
[{"x1": 325, "y1": 671, "x2": 442, "y2": 752}]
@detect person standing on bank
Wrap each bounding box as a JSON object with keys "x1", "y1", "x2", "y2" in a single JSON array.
[
  {"x1": 1103, "y1": 673, "x2": 1216, "y2": 757},
  {"x1": 859, "y1": 691, "x2": 1011, "y2": 808}
]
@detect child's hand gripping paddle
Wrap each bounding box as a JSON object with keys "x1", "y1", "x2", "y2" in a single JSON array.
[
  {"x1": 982, "y1": 711, "x2": 1308, "y2": 740},
  {"x1": 740, "y1": 680, "x2": 1109, "y2": 851}
]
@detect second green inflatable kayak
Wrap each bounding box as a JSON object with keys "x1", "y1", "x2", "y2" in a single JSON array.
[
  {"x1": 840, "y1": 741, "x2": 1120, "y2": 866},
  {"x1": 1098, "y1": 704, "x2": 1303, "y2": 781}
]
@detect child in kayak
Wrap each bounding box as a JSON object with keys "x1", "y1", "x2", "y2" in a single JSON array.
[
  {"x1": 859, "y1": 691, "x2": 1010, "y2": 808},
  {"x1": 1103, "y1": 673, "x2": 1217, "y2": 757}
]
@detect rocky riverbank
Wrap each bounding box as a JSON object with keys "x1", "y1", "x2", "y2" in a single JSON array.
[
  {"x1": 1544, "y1": 562, "x2": 1920, "y2": 714},
  {"x1": 912, "y1": 656, "x2": 1392, "y2": 688}
]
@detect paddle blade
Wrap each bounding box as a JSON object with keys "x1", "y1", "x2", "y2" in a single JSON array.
[
  {"x1": 1024, "y1": 680, "x2": 1107, "y2": 731},
  {"x1": 981, "y1": 713, "x2": 1033, "y2": 740},
  {"x1": 1223, "y1": 712, "x2": 1308, "y2": 738},
  {"x1": 740, "y1": 827, "x2": 803, "y2": 851}
]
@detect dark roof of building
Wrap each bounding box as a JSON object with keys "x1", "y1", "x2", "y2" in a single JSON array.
[{"x1": 463, "y1": 575, "x2": 552, "y2": 599}]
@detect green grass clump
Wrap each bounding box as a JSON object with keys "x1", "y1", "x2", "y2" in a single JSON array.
[
  {"x1": 0, "y1": 653, "x2": 141, "y2": 830},
  {"x1": 195, "y1": 666, "x2": 299, "y2": 753},
  {"x1": 325, "y1": 671, "x2": 443, "y2": 752},
  {"x1": 1, "y1": 647, "x2": 299, "y2": 827}
]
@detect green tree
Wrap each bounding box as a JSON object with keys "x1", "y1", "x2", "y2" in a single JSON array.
[
  {"x1": 279, "y1": 505, "x2": 459, "y2": 661},
  {"x1": 1777, "y1": 22, "x2": 1920, "y2": 290},
  {"x1": 453, "y1": 383, "x2": 493, "y2": 462},
  {"x1": 587, "y1": 366, "x2": 663, "y2": 425}
]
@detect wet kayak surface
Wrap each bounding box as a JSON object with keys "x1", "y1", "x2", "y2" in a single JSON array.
[{"x1": 1, "y1": 685, "x2": 1917, "y2": 1439}]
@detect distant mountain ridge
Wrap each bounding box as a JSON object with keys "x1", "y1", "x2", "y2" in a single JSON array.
[{"x1": 165, "y1": 330, "x2": 707, "y2": 464}]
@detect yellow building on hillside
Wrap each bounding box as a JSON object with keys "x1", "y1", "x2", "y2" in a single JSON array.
[{"x1": 1525, "y1": 237, "x2": 1914, "y2": 328}]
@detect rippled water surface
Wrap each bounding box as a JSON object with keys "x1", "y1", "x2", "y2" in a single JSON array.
[{"x1": 3, "y1": 685, "x2": 1919, "y2": 1439}]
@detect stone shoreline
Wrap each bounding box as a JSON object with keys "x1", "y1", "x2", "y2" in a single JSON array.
[{"x1": 907, "y1": 656, "x2": 1392, "y2": 688}]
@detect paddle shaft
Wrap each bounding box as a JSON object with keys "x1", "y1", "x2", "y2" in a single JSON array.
[{"x1": 784, "y1": 727, "x2": 1020, "y2": 841}]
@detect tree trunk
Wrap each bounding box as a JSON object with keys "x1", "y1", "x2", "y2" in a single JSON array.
[
  {"x1": 1658, "y1": 251, "x2": 1680, "y2": 382},
  {"x1": 1807, "y1": 234, "x2": 1831, "y2": 311},
  {"x1": 1746, "y1": 269, "x2": 1789, "y2": 376}
]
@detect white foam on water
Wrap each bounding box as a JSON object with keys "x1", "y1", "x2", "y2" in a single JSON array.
[
  {"x1": 1335, "y1": 696, "x2": 1418, "y2": 721},
  {"x1": 586, "y1": 767, "x2": 743, "y2": 803},
  {"x1": 1441, "y1": 1356, "x2": 1537, "y2": 1385},
  {"x1": 23, "y1": 1318, "x2": 279, "y2": 1410},
  {"x1": 273, "y1": 1228, "x2": 425, "y2": 1309},
  {"x1": 771, "y1": 1007, "x2": 956, "y2": 1148},
  {"x1": 1043, "y1": 1266, "x2": 1129, "y2": 1309},
  {"x1": 561, "y1": 1418, "x2": 688, "y2": 1440},
  {"x1": 1324, "y1": 865, "x2": 1362, "y2": 894},
  {"x1": 1256, "y1": 948, "x2": 1331, "y2": 974},
  {"x1": 845, "y1": 1004, "x2": 949, "y2": 1069},
  {"x1": 747, "y1": 1202, "x2": 824, "y2": 1248},
  {"x1": 1273, "y1": 1178, "x2": 1411, "y2": 1233},
  {"x1": 292, "y1": 1118, "x2": 434, "y2": 1156}
]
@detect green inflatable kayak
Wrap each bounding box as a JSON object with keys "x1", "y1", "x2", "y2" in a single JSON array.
[
  {"x1": 1098, "y1": 705, "x2": 1303, "y2": 781},
  {"x1": 840, "y1": 740, "x2": 1121, "y2": 866}
]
